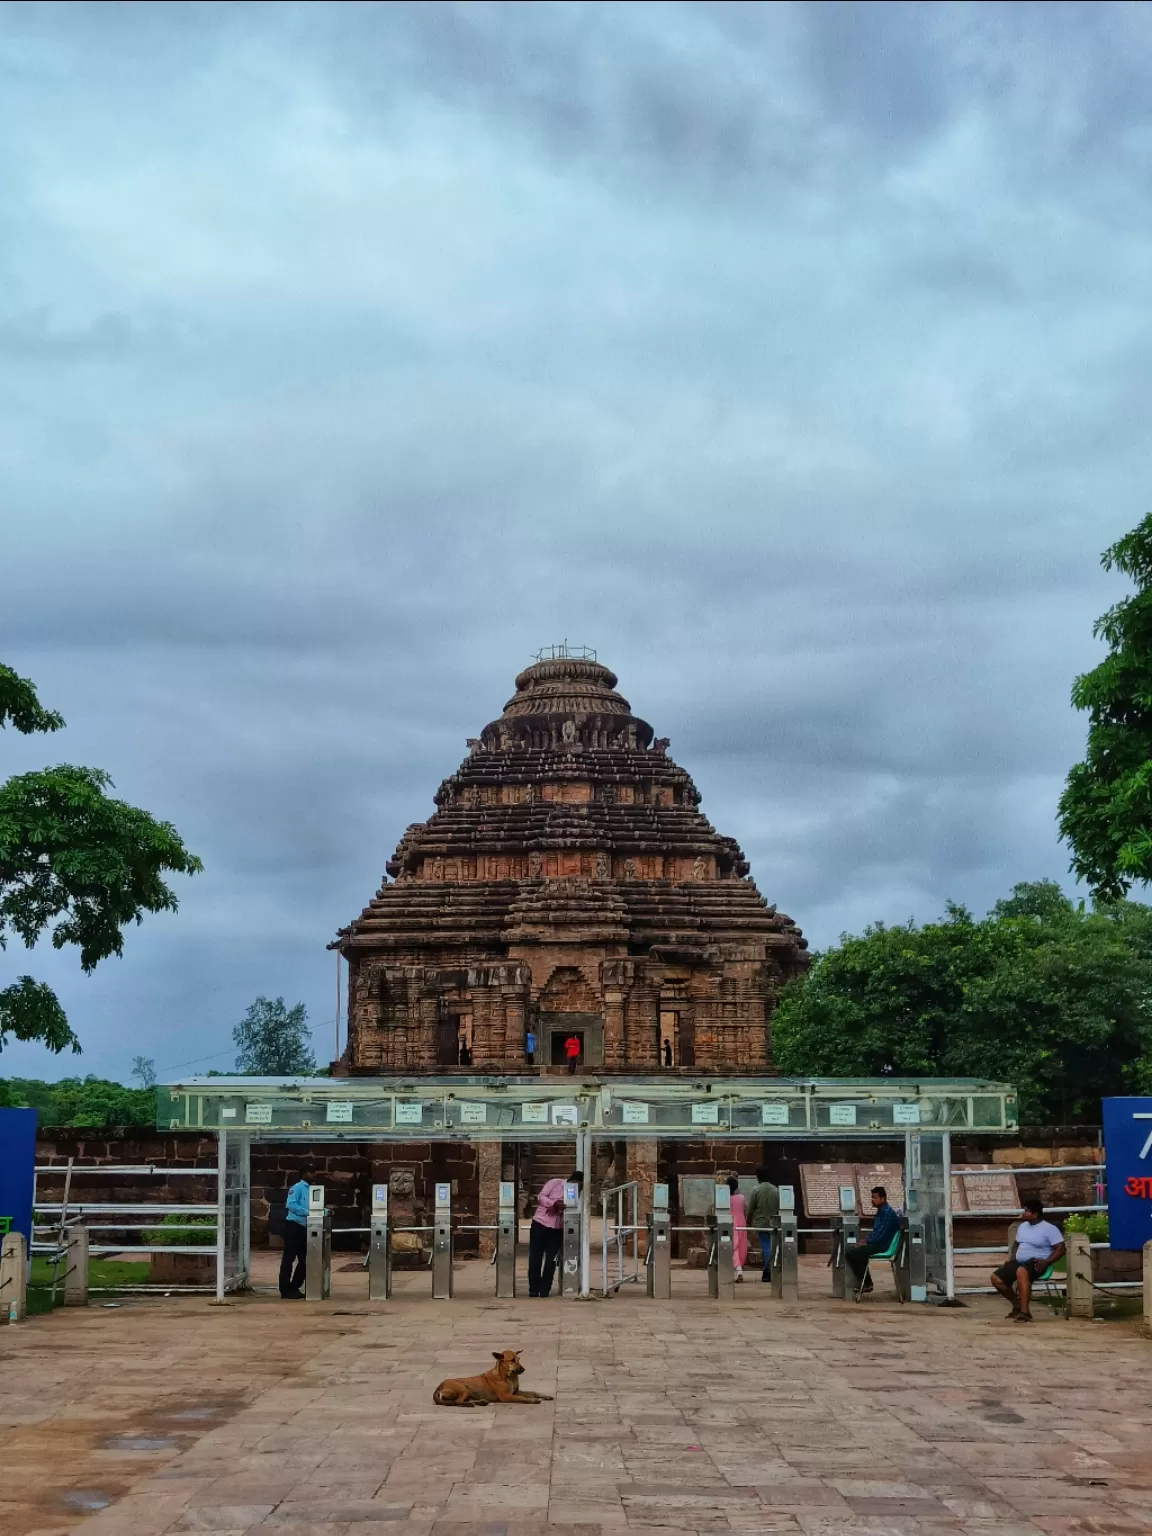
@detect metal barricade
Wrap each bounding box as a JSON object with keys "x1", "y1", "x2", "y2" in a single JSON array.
[
  {"x1": 708, "y1": 1183, "x2": 735, "y2": 1301},
  {"x1": 770, "y1": 1185, "x2": 799, "y2": 1301},
  {"x1": 561, "y1": 1180, "x2": 582, "y2": 1297},
  {"x1": 368, "y1": 1183, "x2": 391, "y2": 1301},
  {"x1": 646, "y1": 1183, "x2": 671, "y2": 1299},
  {"x1": 305, "y1": 1184, "x2": 331, "y2": 1301},
  {"x1": 599, "y1": 1180, "x2": 641, "y2": 1295},
  {"x1": 495, "y1": 1182, "x2": 517, "y2": 1298},
  {"x1": 432, "y1": 1183, "x2": 453, "y2": 1299}
]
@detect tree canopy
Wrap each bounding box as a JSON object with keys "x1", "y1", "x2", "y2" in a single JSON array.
[
  {"x1": 772, "y1": 881, "x2": 1152, "y2": 1124},
  {"x1": 1060, "y1": 513, "x2": 1152, "y2": 900},
  {"x1": 233, "y1": 995, "x2": 315, "y2": 1075},
  {"x1": 0, "y1": 1073, "x2": 156, "y2": 1126},
  {"x1": 1, "y1": 663, "x2": 201, "y2": 1054}
]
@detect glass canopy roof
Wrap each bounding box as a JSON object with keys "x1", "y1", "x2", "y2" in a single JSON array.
[{"x1": 159, "y1": 1074, "x2": 1017, "y2": 1139}]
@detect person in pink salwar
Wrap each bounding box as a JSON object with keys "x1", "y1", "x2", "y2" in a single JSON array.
[{"x1": 727, "y1": 1175, "x2": 749, "y2": 1282}]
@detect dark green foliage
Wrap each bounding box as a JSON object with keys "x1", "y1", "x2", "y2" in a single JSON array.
[
  {"x1": 773, "y1": 882, "x2": 1152, "y2": 1124},
  {"x1": 145, "y1": 1212, "x2": 217, "y2": 1246},
  {"x1": 233, "y1": 995, "x2": 315, "y2": 1075},
  {"x1": 1060, "y1": 513, "x2": 1152, "y2": 900},
  {"x1": 0, "y1": 1073, "x2": 157, "y2": 1125},
  {"x1": 1, "y1": 662, "x2": 201, "y2": 1053}
]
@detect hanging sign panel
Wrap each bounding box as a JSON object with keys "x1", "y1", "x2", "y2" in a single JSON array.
[
  {"x1": 828, "y1": 1104, "x2": 857, "y2": 1127},
  {"x1": 245, "y1": 1103, "x2": 273, "y2": 1125},
  {"x1": 326, "y1": 1102, "x2": 354, "y2": 1124},
  {"x1": 395, "y1": 1102, "x2": 423, "y2": 1125},
  {"x1": 621, "y1": 1102, "x2": 649, "y2": 1125},
  {"x1": 459, "y1": 1102, "x2": 487, "y2": 1125},
  {"x1": 521, "y1": 1103, "x2": 548, "y2": 1124},
  {"x1": 691, "y1": 1102, "x2": 720, "y2": 1125},
  {"x1": 761, "y1": 1103, "x2": 790, "y2": 1126},
  {"x1": 1103, "y1": 1096, "x2": 1152, "y2": 1252}
]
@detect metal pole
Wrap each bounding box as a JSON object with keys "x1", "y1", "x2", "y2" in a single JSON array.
[
  {"x1": 942, "y1": 1130, "x2": 955, "y2": 1303},
  {"x1": 215, "y1": 1129, "x2": 226, "y2": 1301},
  {"x1": 579, "y1": 1128, "x2": 591, "y2": 1298},
  {"x1": 50, "y1": 1156, "x2": 74, "y2": 1309}
]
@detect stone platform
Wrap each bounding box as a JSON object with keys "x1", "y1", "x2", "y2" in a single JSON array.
[{"x1": 1, "y1": 1255, "x2": 1148, "y2": 1536}]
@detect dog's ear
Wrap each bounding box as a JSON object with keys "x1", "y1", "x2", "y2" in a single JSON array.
[{"x1": 493, "y1": 1352, "x2": 506, "y2": 1361}]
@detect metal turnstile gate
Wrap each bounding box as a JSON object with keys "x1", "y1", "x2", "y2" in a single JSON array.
[
  {"x1": 432, "y1": 1182, "x2": 452, "y2": 1299},
  {"x1": 495, "y1": 1181, "x2": 517, "y2": 1298},
  {"x1": 368, "y1": 1182, "x2": 391, "y2": 1300},
  {"x1": 561, "y1": 1180, "x2": 582, "y2": 1297},
  {"x1": 829, "y1": 1185, "x2": 859, "y2": 1299},
  {"x1": 305, "y1": 1184, "x2": 331, "y2": 1301},
  {"x1": 707, "y1": 1182, "x2": 735, "y2": 1301},
  {"x1": 646, "y1": 1183, "x2": 671, "y2": 1299},
  {"x1": 770, "y1": 1184, "x2": 798, "y2": 1301}
]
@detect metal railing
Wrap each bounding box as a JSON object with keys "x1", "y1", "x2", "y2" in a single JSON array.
[{"x1": 599, "y1": 1181, "x2": 640, "y2": 1295}]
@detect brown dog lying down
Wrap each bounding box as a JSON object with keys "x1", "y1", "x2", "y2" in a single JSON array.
[{"x1": 433, "y1": 1349, "x2": 553, "y2": 1407}]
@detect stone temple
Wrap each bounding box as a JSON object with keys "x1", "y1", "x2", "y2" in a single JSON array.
[{"x1": 335, "y1": 649, "x2": 808, "y2": 1076}]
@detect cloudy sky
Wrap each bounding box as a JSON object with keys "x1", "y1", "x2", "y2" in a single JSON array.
[{"x1": 3, "y1": 1, "x2": 1151, "y2": 1083}]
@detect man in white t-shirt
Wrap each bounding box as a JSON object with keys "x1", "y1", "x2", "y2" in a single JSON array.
[{"x1": 990, "y1": 1199, "x2": 1065, "y2": 1322}]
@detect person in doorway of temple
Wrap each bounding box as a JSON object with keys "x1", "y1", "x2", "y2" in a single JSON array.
[
  {"x1": 564, "y1": 1034, "x2": 581, "y2": 1073},
  {"x1": 525, "y1": 1028, "x2": 536, "y2": 1066},
  {"x1": 528, "y1": 1168, "x2": 583, "y2": 1296},
  {"x1": 846, "y1": 1185, "x2": 901, "y2": 1294},
  {"x1": 280, "y1": 1169, "x2": 313, "y2": 1299}
]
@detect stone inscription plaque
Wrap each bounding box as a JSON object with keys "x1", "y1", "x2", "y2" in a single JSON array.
[
  {"x1": 952, "y1": 1164, "x2": 1019, "y2": 1212},
  {"x1": 799, "y1": 1162, "x2": 859, "y2": 1217},
  {"x1": 855, "y1": 1161, "x2": 904, "y2": 1212}
]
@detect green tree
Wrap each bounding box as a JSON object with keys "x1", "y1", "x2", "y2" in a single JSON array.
[
  {"x1": 772, "y1": 882, "x2": 1152, "y2": 1123},
  {"x1": 0, "y1": 1073, "x2": 156, "y2": 1126},
  {"x1": 131, "y1": 1054, "x2": 157, "y2": 1088},
  {"x1": 233, "y1": 996, "x2": 314, "y2": 1075},
  {"x1": 1060, "y1": 513, "x2": 1152, "y2": 900},
  {"x1": 1, "y1": 664, "x2": 201, "y2": 1054}
]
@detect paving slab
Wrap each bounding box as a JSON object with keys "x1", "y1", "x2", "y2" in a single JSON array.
[{"x1": 0, "y1": 1255, "x2": 1148, "y2": 1536}]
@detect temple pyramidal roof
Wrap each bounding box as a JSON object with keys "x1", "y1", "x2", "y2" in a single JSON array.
[{"x1": 336, "y1": 648, "x2": 808, "y2": 967}]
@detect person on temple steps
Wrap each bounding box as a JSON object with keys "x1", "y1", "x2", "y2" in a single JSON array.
[
  {"x1": 990, "y1": 1199, "x2": 1066, "y2": 1323},
  {"x1": 745, "y1": 1166, "x2": 780, "y2": 1281},
  {"x1": 564, "y1": 1034, "x2": 581, "y2": 1074},
  {"x1": 727, "y1": 1175, "x2": 748, "y2": 1282},
  {"x1": 527, "y1": 1168, "x2": 583, "y2": 1296},
  {"x1": 279, "y1": 1169, "x2": 313, "y2": 1299},
  {"x1": 846, "y1": 1185, "x2": 901, "y2": 1293},
  {"x1": 525, "y1": 1028, "x2": 536, "y2": 1067}
]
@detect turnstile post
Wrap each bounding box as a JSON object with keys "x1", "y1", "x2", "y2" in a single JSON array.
[
  {"x1": 495, "y1": 1181, "x2": 517, "y2": 1298},
  {"x1": 830, "y1": 1185, "x2": 858, "y2": 1299},
  {"x1": 770, "y1": 1184, "x2": 799, "y2": 1301},
  {"x1": 646, "y1": 1183, "x2": 671, "y2": 1300},
  {"x1": 901, "y1": 1213, "x2": 921, "y2": 1302},
  {"x1": 368, "y1": 1183, "x2": 391, "y2": 1301},
  {"x1": 432, "y1": 1182, "x2": 453, "y2": 1299},
  {"x1": 305, "y1": 1184, "x2": 332, "y2": 1301},
  {"x1": 561, "y1": 1180, "x2": 582, "y2": 1297},
  {"x1": 708, "y1": 1182, "x2": 735, "y2": 1301},
  {"x1": 64, "y1": 1223, "x2": 89, "y2": 1306}
]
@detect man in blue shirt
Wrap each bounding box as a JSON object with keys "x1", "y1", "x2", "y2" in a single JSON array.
[
  {"x1": 279, "y1": 1171, "x2": 312, "y2": 1299},
  {"x1": 525, "y1": 1029, "x2": 536, "y2": 1066},
  {"x1": 846, "y1": 1185, "x2": 901, "y2": 1294}
]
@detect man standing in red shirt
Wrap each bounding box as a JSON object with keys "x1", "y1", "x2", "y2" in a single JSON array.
[
  {"x1": 527, "y1": 1169, "x2": 582, "y2": 1296},
  {"x1": 564, "y1": 1034, "x2": 581, "y2": 1074}
]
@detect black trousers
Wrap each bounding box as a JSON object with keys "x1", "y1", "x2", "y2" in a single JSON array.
[
  {"x1": 528, "y1": 1220, "x2": 563, "y2": 1296},
  {"x1": 846, "y1": 1246, "x2": 874, "y2": 1285},
  {"x1": 279, "y1": 1221, "x2": 307, "y2": 1296}
]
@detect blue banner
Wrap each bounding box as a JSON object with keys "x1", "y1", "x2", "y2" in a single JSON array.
[
  {"x1": 0, "y1": 1106, "x2": 37, "y2": 1251},
  {"x1": 1102, "y1": 1096, "x2": 1152, "y2": 1252}
]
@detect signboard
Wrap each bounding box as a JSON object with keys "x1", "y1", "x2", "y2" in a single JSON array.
[
  {"x1": 621, "y1": 1102, "x2": 650, "y2": 1124},
  {"x1": 395, "y1": 1102, "x2": 423, "y2": 1125},
  {"x1": 1103, "y1": 1096, "x2": 1152, "y2": 1252},
  {"x1": 691, "y1": 1102, "x2": 720, "y2": 1125},
  {"x1": 245, "y1": 1103, "x2": 273, "y2": 1124},
  {"x1": 952, "y1": 1164, "x2": 1019, "y2": 1213},
  {"x1": 521, "y1": 1103, "x2": 548, "y2": 1124},
  {"x1": 325, "y1": 1102, "x2": 354, "y2": 1124},
  {"x1": 855, "y1": 1162, "x2": 905, "y2": 1213},
  {"x1": 0, "y1": 1108, "x2": 36, "y2": 1250},
  {"x1": 551, "y1": 1104, "x2": 579, "y2": 1127},
  {"x1": 761, "y1": 1103, "x2": 790, "y2": 1126},
  {"x1": 459, "y1": 1102, "x2": 487, "y2": 1125},
  {"x1": 892, "y1": 1103, "x2": 921, "y2": 1125},
  {"x1": 798, "y1": 1162, "x2": 858, "y2": 1216},
  {"x1": 828, "y1": 1104, "x2": 857, "y2": 1126}
]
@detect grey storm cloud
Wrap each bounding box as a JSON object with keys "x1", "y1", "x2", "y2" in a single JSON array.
[{"x1": 2, "y1": 0, "x2": 1151, "y2": 1080}]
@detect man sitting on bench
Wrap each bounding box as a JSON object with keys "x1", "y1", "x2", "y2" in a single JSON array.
[
  {"x1": 990, "y1": 1198, "x2": 1065, "y2": 1322},
  {"x1": 846, "y1": 1185, "x2": 901, "y2": 1294}
]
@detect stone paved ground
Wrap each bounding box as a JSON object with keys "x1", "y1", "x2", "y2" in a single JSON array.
[{"x1": 1, "y1": 1255, "x2": 1149, "y2": 1536}]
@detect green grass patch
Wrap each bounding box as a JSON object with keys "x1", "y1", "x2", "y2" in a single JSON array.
[{"x1": 27, "y1": 1255, "x2": 151, "y2": 1314}]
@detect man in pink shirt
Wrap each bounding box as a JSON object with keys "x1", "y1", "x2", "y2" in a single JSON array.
[{"x1": 528, "y1": 1169, "x2": 583, "y2": 1296}]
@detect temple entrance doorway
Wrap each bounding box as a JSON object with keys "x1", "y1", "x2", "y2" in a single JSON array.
[
  {"x1": 550, "y1": 1029, "x2": 583, "y2": 1067},
  {"x1": 539, "y1": 1011, "x2": 603, "y2": 1068}
]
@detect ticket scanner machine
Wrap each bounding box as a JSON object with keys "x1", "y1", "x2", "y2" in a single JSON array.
[
  {"x1": 561, "y1": 1180, "x2": 582, "y2": 1297},
  {"x1": 770, "y1": 1184, "x2": 798, "y2": 1301},
  {"x1": 829, "y1": 1185, "x2": 859, "y2": 1299},
  {"x1": 646, "y1": 1182, "x2": 671, "y2": 1299},
  {"x1": 495, "y1": 1181, "x2": 517, "y2": 1298},
  {"x1": 708, "y1": 1182, "x2": 735, "y2": 1301},
  {"x1": 432, "y1": 1182, "x2": 453, "y2": 1299},
  {"x1": 305, "y1": 1184, "x2": 331, "y2": 1301},
  {"x1": 368, "y1": 1182, "x2": 391, "y2": 1300}
]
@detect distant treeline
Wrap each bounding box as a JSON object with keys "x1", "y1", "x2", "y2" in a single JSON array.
[{"x1": 0, "y1": 1075, "x2": 157, "y2": 1127}]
